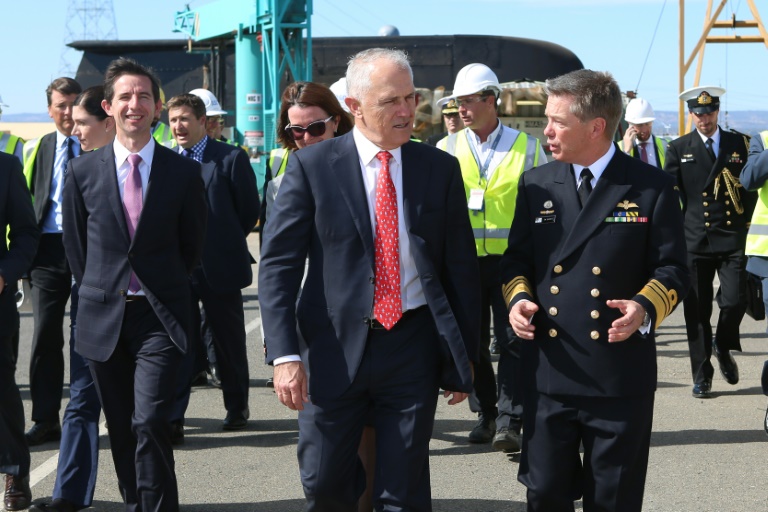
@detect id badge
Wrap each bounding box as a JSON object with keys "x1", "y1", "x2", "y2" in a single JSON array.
[{"x1": 468, "y1": 188, "x2": 484, "y2": 211}]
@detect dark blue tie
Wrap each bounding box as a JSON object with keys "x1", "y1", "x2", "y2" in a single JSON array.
[
  {"x1": 578, "y1": 168, "x2": 593, "y2": 209},
  {"x1": 705, "y1": 138, "x2": 716, "y2": 162}
]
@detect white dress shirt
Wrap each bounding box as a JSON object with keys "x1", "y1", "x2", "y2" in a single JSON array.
[
  {"x1": 42, "y1": 131, "x2": 80, "y2": 233},
  {"x1": 696, "y1": 127, "x2": 720, "y2": 159}
]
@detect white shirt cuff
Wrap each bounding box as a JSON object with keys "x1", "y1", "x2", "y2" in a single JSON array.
[{"x1": 273, "y1": 354, "x2": 301, "y2": 365}]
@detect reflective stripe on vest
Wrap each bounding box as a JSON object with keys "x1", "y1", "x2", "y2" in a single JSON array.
[
  {"x1": 22, "y1": 138, "x2": 43, "y2": 195},
  {"x1": 0, "y1": 133, "x2": 21, "y2": 156},
  {"x1": 444, "y1": 127, "x2": 538, "y2": 256},
  {"x1": 152, "y1": 122, "x2": 173, "y2": 144},
  {"x1": 269, "y1": 148, "x2": 290, "y2": 177},
  {"x1": 745, "y1": 130, "x2": 768, "y2": 256}
]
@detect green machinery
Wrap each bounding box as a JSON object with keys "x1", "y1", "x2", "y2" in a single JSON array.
[{"x1": 173, "y1": 0, "x2": 312, "y2": 188}]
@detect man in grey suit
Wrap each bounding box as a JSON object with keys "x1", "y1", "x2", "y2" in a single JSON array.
[{"x1": 62, "y1": 58, "x2": 206, "y2": 512}]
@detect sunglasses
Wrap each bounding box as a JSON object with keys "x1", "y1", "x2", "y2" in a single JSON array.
[{"x1": 286, "y1": 116, "x2": 333, "y2": 140}]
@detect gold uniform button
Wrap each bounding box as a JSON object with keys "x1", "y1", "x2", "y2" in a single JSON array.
[
  {"x1": 549, "y1": 328, "x2": 558, "y2": 338},
  {"x1": 727, "y1": 221, "x2": 732, "y2": 226},
  {"x1": 725, "y1": 200, "x2": 730, "y2": 205},
  {"x1": 550, "y1": 285, "x2": 560, "y2": 295},
  {"x1": 590, "y1": 330, "x2": 600, "y2": 340},
  {"x1": 553, "y1": 264, "x2": 563, "y2": 274},
  {"x1": 702, "y1": 192, "x2": 708, "y2": 197},
  {"x1": 703, "y1": 212, "x2": 709, "y2": 218},
  {"x1": 549, "y1": 307, "x2": 558, "y2": 316},
  {"x1": 591, "y1": 288, "x2": 600, "y2": 298},
  {"x1": 592, "y1": 266, "x2": 601, "y2": 275},
  {"x1": 590, "y1": 310, "x2": 600, "y2": 319},
  {"x1": 726, "y1": 211, "x2": 731, "y2": 216},
  {"x1": 703, "y1": 201, "x2": 709, "y2": 207},
  {"x1": 725, "y1": 191, "x2": 730, "y2": 197},
  {"x1": 705, "y1": 222, "x2": 711, "y2": 227}
]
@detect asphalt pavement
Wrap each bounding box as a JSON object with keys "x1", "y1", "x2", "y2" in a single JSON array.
[{"x1": 12, "y1": 232, "x2": 768, "y2": 511}]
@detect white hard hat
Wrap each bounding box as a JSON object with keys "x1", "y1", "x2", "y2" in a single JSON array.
[
  {"x1": 189, "y1": 88, "x2": 227, "y2": 116},
  {"x1": 625, "y1": 97, "x2": 655, "y2": 124},
  {"x1": 439, "y1": 63, "x2": 501, "y2": 105},
  {"x1": 329, "y1": 78, "x2": 350, "y2": 113}
]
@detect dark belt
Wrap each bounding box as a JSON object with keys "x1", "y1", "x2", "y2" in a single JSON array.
[
  {"x1": 125, "y1": 295, "x2": 147, "y2": 302},
  {"x1": 366, "y1": 305, "x2": 427, "y2": 330}
]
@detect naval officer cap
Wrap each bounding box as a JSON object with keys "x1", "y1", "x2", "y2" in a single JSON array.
[
  {"x1": 441, "y1": 99, "x2": 459, "y2": 115},
  {"x1": 679, "y1": 85, "x2": 725, "y2": 114}
]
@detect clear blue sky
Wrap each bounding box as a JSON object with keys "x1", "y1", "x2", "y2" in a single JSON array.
[{"x1": 3, "y1": 0, "x2": 768, "y2": 119}]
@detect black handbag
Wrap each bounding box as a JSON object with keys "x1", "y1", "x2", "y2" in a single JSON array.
[{"x1": 745, "y1": 272, "x2": 765, "y2": 321}]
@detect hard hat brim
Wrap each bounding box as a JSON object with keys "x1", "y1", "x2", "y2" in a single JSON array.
[{"x1": 626, "y1": 116, "x2": 655, "y2": 124}]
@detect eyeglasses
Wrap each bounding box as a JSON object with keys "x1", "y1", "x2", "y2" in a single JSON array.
[
  {"x1": 207, "y1": 116, "x2": 225, "y2": 126},
  {"x1": 455, "y1": 95, "x2": 489, "y2": 107},
  {"x1": 286, "y1": 116, "x2": 333, "y2": 140}
]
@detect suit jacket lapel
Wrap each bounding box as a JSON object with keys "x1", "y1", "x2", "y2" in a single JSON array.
[
  {"x1": 329, "y1": 133, "x2": 375, "y2": 267},
  {"x1": 103, "y1": 144, "x2": 132, "y2": 245},
  {"x1": 401, "y1": 141, "x2": 427, "y2": 237},
  {"x1": 199, "y1": 142, "x2": 216, "y2": 188},
  {"x1": 545, "y1": 161, "x2": 580, "y2": 238},
  {"x1": 556, "y1": 150, "x2": 632, "y2": 263}
]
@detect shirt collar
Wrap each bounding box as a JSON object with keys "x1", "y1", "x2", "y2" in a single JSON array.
[
  {"x1": 697, "y1": 126, "x2": 720, "y2": 146},
  {"x1": 352, "y1": 127, "x2": 402, "y2": 168},
  {"x1": 55, "y1": 130, "x2": 78, "y2": 148},
  {"x1": 467, "y1": 119, "x2": 502, "y2": 145},
  {"x1": 113, "y1": 137, "x2": 156, "y2": 168},
  {"x1": 573, "y1": 143, "x2": 616, "y2": 183},
  {"x1": 183, "y1": 136, "x2": 208, "y2": 161}
]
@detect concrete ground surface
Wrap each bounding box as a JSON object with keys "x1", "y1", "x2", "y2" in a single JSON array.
[{"x1": 11, "y1": 232, "x2": 768, "y2": 511}]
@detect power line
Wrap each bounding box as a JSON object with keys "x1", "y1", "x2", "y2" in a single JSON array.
[{"x1": 635, "y1": 0, "x2": 668, "y2": 94}]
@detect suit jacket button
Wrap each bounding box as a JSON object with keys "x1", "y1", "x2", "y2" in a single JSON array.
[
  {"x1": 725, "y1": 200, "x2": 730, "y2": 205},
  {"x1": 727, "y1": 221, "x2": 732, "y2": 226},
  {"x1": 702, "y1": 192, "x2": 708, "y2": 197},
  {"x1": 590, "y1": 330, "x2": 600, "y2": 340},
  {"x1": 550, "y1": 285, "x2": 560, "y2": 295},
  {"x1": 548, "y1": 307, "x2": 558, "y2": 316},
  {"x1": 726, "y1": 211, "x2": 731, "y2": 216},
  {"x1": 591, "y1": 288, "x2": 600, "y2": 298},
  {"x1": 592, "y1": 266, "x2": 601, "y2": 275},
  {"x1": 704, "y1": 212, "x2": 709, "y2": 218},
  {"x1": 705, "y1": 222, "x2": 711, "y2": 228},
  {"x1": 553, "y1": 264, "x2": 563, "y2": 274},
  {"x1": 703, "y1": 201, "x2": 709, "y2": 207},
  {"x1": 591, "y1": 310, "x2": 600, "y2": 319},
  {"x1": 548, "y1": 328, "x2": 558, "y2": 338}
]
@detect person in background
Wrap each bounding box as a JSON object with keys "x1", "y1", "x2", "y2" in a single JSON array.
[
  {"x1": 502, "y1": 69, "x2": 689, "y2": 511},
  {"x1": 166, "y1": 93, "x2": 259, "y2": 439},
  {"x1": 0, "y1": 95, "x2": 24, "y2": 161},
  {"x1": 664, "y1": 86, "x2": 756, "y2": 398},
  {"x1": 189, "y1": 89, "x2": 237, "y2": 145},
  {"x1": 0, "y1": 151, "x2": 40, "y2": 512},
  {"x1": 30, "y1": 85, "x2": 115, "y2": 512},
  {"x1": 22, "y1": 76, "x2": 82, "y2": 447},
  {"x1": 621, "y1": 97, "x2": 667, "y2": 169},
  {"x1": 425, "y1": 99, "x2": 462, "y2": 146}
]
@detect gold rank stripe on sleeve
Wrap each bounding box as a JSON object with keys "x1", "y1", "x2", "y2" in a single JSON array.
[
  {"x1": 638, "y1": 279, "x2": 679, "y2": 329},
  {"x1": 503, "y1": 276, "x2": 533, "y2": 307}
]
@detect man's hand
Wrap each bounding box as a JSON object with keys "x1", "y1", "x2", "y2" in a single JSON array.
[
  {"x1": 442, "y1": 390, "x2": 468, "y2": 405},
  {"x1": 0, "y1": 275, "x2": 5, "y2": 295},
  {"x1": 274, "y1": 361, "x2": 309, "y2": 411},
  {"x1": 606, "y1": 299, "x2": 646, "y2": 343},
  {"x1": 509, "y1": 300, "x2": 538, "y2": 340},
  {"x1": 622, "y1": 125, "x2": 637, "y2": 153}
]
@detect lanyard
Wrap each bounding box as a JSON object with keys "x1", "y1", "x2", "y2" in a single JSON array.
[{"x1": 467, "y1": 127, "x2": 503, "y2": 184}]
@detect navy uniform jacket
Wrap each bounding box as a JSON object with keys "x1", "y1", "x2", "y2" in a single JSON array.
[
  {"x1": 192, "y1": 139, "x2": 259, "y2": 292},
  {"x1": 500, "y1": 146, "x2": 689, "y2": 397},
  {"x1": 258, "y1": 133, "x2": 480, "y2": 398},
  {"x1": 0, "y1": 153, "x2": 40, "y2": 338},
  {"x1": 664, "y1": 128, "x2": 755, "y2": 254},
  {"x1": 62, "y1": 142, "x2": 207, "y2": 362}
]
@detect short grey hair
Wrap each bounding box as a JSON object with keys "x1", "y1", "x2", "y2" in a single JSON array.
[
  {"x1": 545, "y1": 69, "x2": 622, "y2": 140},
  {"x1": 346, "y1": 48, "x2": 413, "y2": 101}
]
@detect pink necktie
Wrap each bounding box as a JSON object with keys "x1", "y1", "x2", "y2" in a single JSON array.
[
  {"x1": 373, "y1": 151, "x2": 402, "y2": 330},
  {"x1": 123, "y1": 153, "x2": 143, "y2": 292},
  {"x1": 639, "y1": 142, "x2": 649, "y2": 164}
]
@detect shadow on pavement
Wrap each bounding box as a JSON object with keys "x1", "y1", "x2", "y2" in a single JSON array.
[{"x1": 651, "y1": 427, "x2": 767, "y2": 446}]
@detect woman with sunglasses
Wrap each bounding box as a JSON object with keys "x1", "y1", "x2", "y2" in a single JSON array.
[
  {"x1": 261, "y1": 81, "x2": 354, "y2": 227},
  {"x1": 31, "y1": 86, "x2": 115, "y2": 512}
]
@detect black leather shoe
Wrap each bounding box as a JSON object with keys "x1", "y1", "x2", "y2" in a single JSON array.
[
  {"x1": 4, "y1": 474, "x2": 31, "y2": 511},
  {"x1": 223, "y1": 407, "x2": 250, "y2": 431},
  {"x1": 713, "y1": 341, "x2": 739, "y2": 385},
  {"x1": 170, "y1": 421, "x2": 184, "y2": 446},
  {"x1": 190, "y1": 370, "x2": 208, "y2": 387},
  {"x1": 29, "y1": 497, "x2": 79, "y2": 512},
  {"x1": 25, "y1": 421, "x2": 62, "y2": 446},
  {"x1": 692, "y1": 379, "x2": 712, "y2": 398},
  {"x1": 209, "y1": 364, "x2": 222, "y2": 388},
  {"x1": 491, "y1": 427, "x2": 521, "y2": 453},
  {"x1": 468, "y1": 416, "x2": 496, "y2": 444}
]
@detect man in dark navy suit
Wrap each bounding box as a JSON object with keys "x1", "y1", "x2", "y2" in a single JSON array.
[
  {"x1": 62, "y1": 58, "x2": 206, "y2": 512},
  {"x1": 166, "y1": 93, "x2": 259, "y2": 437},
  {"x1": 501, "y1": 69, "x2": 689, "y2": 511},
  {"x1": 664, "y1": 86, "x2": 756, "y2": 398},
  {"x1": 0, "y1": 152, "x2": 40, "y2": 511},
  {"x1": 259, "y1": 48, "x2": 480, "y2": 510}
]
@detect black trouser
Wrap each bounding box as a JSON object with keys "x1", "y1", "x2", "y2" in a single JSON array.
[
  {"x1": 469, "y1": 255, "x2": 523, "y2": 431},
  {"x1": 0, "y1": 331, "x2": 30, "y2": 478},
  {"x1": 29, "y1": 233, "x2": 72, "y2": 422},
  {"x1": 683, "y1": 249, "x2": 747, "y2": 385}
]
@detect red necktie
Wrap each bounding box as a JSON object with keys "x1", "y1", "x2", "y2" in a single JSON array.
[
  {"x1": 373, "y1": 151, "x2": 402, "y2": 330},
  {"x1": 123, "y1": 153, "x2": 143, "y2": 292},
  {"x1": 638, "y1": 142, "x2": 649, "y2": 164}
]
